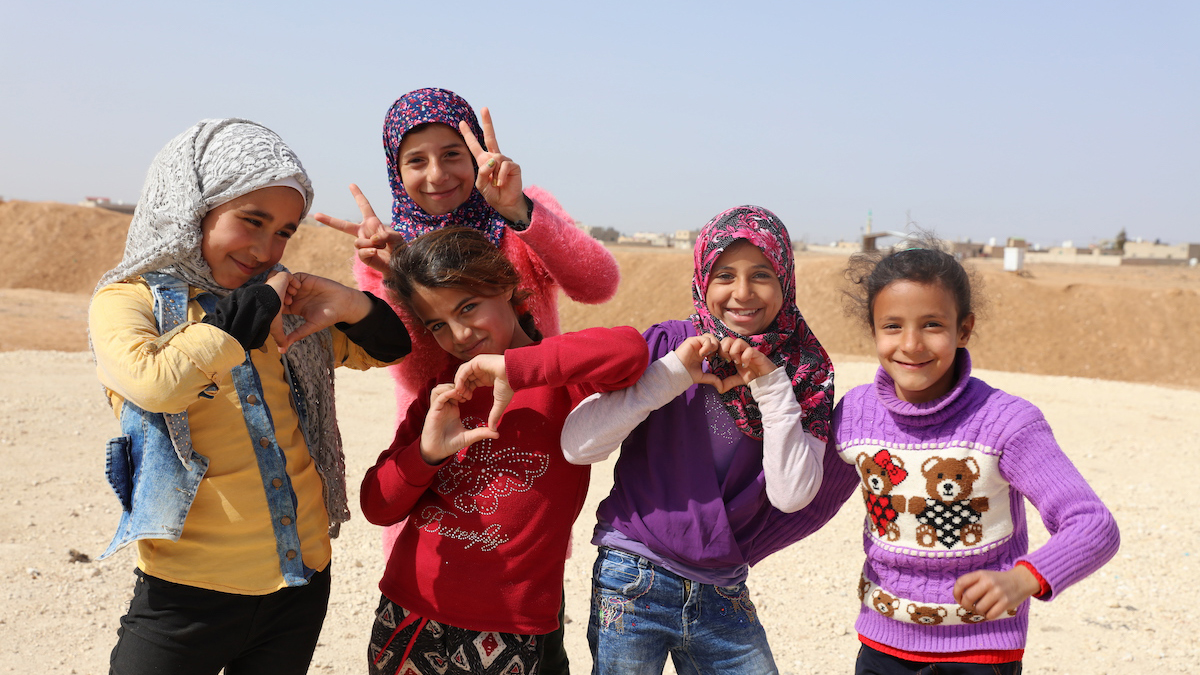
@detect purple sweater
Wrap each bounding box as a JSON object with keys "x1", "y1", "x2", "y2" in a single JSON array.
[
  {"x1": 834, "y1": 349, "x2": 1119, "y2": 654},
  {"x1": 593, "y1": 321, "x2": 860, "y2": 573}
]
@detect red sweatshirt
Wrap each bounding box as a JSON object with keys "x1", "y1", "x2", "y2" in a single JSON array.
[{"x1": 360, "y1": 327, "x2": 648, "y2": 635}]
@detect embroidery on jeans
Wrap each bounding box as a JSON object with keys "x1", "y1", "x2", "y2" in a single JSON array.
[
  {"x1": 595, "y1": 564, "x2": 653, "y2": 633},
  {"x1": 597, "y1": 594, "x2": 634, "y2": 633},
  {"x1": 714, "y1": 585, "x2": 760, "y2": 625}
]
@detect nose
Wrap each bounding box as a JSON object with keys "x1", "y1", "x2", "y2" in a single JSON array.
[
  {"x1": 427, "y1": 158, "x2": 445, "y2": 184},
  {"x1": 900, "y1": 326, "x2": 921, "y2": 353},
  {"x1": 731, "y1": 276, "x2": 754, "y2": 301},
  {"x1": 247, "y1": 232, "x2": 269, "y2": 263},
  {"x1": 451, "y1": 321, "x2": 473, "y2": 345}
]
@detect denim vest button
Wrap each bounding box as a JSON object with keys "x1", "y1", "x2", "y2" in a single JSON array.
[
  {"x1": 259, "y1": 437, "x2": 269, "y2": 447},
  {"x1": 271, "y1": 478, "x2": 283, "y2": 488},
  {"x1": 286, "y1": 550, "x2": 297, "y2": 560},
  {"x1": 280, "y1": 516, "x2": 292, "y2": 526},
  {"x1": 246, "y1": 394, "x2": 259, "y2": 405}
]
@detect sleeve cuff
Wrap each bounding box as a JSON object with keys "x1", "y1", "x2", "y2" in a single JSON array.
[{"x1": 1015, "y1": 560, "x2": 1051, "y2": 599}]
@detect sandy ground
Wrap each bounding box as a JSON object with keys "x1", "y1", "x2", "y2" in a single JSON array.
[
  {"x1": 1, "y1": 353, "x2": 1197, "y2": 674},
  {"x1": 2, "y1": 200, "x2": 1199, "y2": 673}
]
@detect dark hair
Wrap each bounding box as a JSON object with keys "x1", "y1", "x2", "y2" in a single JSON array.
[
  {"x1": 384, "y1": 227, "x2": 541, "y2": 342},
  {"x1": 845, "y1": 231, "x2": 978, "y2": 329}
]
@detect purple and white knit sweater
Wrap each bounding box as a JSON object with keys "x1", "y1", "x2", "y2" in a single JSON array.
[{"x1": 833, "y1": 349, "x2": 1119, "y2": 655}]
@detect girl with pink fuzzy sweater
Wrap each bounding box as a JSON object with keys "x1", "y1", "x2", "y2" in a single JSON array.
[
  {"x1": 315, "y1": 87, "x2": 618, "y2": 674},
  {"x1": 316, "y1": 88, "x2": 619, "y2": 419}
]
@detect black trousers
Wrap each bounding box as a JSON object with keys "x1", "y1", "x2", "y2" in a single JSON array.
[{"x1": 110, "y1": 566, "x2": 331, "y2": 675}]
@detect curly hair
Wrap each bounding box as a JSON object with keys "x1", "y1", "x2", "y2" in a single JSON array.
[{"x1": 844, "y1": 230, "x2": 981, "y2": 331}]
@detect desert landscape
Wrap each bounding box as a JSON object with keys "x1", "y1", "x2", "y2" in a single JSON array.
[{"x1": 1, "y1": 200, "x2": 1198, "y2": 674}]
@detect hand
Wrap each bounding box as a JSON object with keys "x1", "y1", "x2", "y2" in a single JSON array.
[
  {"x1": 452, "y1": 354, "x2": 513, "y2": 430},
  {"x1": 420, "y1": 383, "x2": 500, "y2": 465},
  {"x1": 274, "y1": 273, "x2": 373, "y2": 352},
  {"x1": 459, "y1": 107, "x2": 528, "y2": 225},
  {"x1": 720, "y1": 336, "x2": 778, "y2": 386},
  {"x1": 264, "y1": 271, "x2": 293, "y2": 351},
  {"x1": 953, "y1": 567, "x2": 1040, "y2": 620},
  {"x1": 673, "y1": 335, "x2": 724, "y2": 388},
  {"x1": 312, "y1": 184, "x2": 405, "y2": 273}
]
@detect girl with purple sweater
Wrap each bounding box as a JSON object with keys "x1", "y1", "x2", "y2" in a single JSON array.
[
  {"x1": 561, "y1": 206, "x2": 860, "y2": 674},
  {"x1": 836, "y1": 239, "x2": 1119, "y2": 673}
]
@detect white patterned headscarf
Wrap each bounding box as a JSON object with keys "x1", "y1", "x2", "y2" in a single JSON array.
[
  {"x1": 94, "y1": 118, "x2": 351, "y2": 536},
  {"x1": 97, "y1": 118, "x2": 314, "y2": 294}
]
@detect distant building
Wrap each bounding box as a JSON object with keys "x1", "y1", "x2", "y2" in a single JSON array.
[
  {"x1": 671, "y1": 229, "x2": 698, "y2": 249},
  {"x1": 1124, "y1": 241, "x2": 1200, "y2": 261},
  {"x1": 80, "y1": 197, "x2": 136, "y2": 214},
  {"x1": 620, "y1": 232, "x2": 670, "y2": 247}
]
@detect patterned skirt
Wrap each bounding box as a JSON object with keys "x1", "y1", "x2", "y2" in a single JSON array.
[{"x1": 369, "y1": 595, "x2": 544, "y2": 675}]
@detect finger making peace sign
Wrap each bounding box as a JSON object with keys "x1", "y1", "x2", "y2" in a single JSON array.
[
  {"x1": 312, "y1": 184, "x2": 405, "y2": 274},
  {"x1": 459, "y1": 107, "x2": 530, "y2": 226}
]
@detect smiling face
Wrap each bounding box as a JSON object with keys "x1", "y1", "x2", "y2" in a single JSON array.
[
  {"x1": 704, "y1": 240, "x2": 784, "y2": 336},
  {"x1": 872, "y1": 279, "x2": 974, "y2": 403},
  {"x1": 200, "y1": 186, "x2": 305, "y2": 289},
  {"x1": 408, "y1": 283, "x2": 532, "y2": 361},
  {"x1": 397, "y1": 123, "x2": 476, "y2": 215}
]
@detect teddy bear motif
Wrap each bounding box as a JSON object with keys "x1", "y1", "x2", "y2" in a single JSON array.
[
  {"x1": 956, "y1": 606, "x2": 987, "y2": 623},
  {"x1": 857, "y1": 450, "x2": 909, "y2": 541},
  {"x1": 908, "y1": 456, "x2": 990, "y2": 549},
  {"x1": 857, "y1": 575, "x2": 872, "y2": 602},
  {"x1": 870, "y1": 589, "x2": 901, "y2": 618},
  {"x1": 907, "y1": 603, "x2": 947, "y2": 625}
]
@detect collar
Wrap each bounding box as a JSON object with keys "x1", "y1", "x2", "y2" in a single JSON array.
[{"x1": 873, "y1": 348, "x2": 976, "y2": 426}]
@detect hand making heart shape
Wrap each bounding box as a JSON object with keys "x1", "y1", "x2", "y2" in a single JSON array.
[{"x1": 673, "y1": 334, "x2": 778, "y2": 393}]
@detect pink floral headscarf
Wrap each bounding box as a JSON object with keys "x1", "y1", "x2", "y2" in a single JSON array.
[{"x1": 690, "y1": 205, "x2": 834, "y2": 441}]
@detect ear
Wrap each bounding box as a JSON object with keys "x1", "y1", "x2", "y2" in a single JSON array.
[{"x1": 957, "y1": 313, "x2": 975, "y2": 348}]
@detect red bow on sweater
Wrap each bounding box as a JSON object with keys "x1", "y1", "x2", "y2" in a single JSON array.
[{"x1": 874, "y1": 449, "x2": 907, "y2": 484}]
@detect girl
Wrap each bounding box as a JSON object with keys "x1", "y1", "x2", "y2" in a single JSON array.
[
  {"x1": 834, "y1": 240, "x2": 1120, "y2": 673},
  {"x1": 321, "y1": 88, "x2": 613, "y2": 672},
  {"x1": 559, "y1": 206, "x2": 861, "y2": 674},
  {"x1": 315, "y1": 87, "x2": 620, "y2": 415},
  {"x1": 90, "y1": 119, "x2": 411, "y2": 674},
  {"x1": 359, "y1": 227, "x2": 648, "y2": 675}
]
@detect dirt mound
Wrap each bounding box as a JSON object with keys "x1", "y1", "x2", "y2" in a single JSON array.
[{"x1": 3, "y1": 200, "x2": 1198, "y2": 388}]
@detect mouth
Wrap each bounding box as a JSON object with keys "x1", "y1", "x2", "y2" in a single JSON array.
[
  {"x1": 232, "y1": 258, "x2": 259, "y2": 277},
  {"x1": 457, "y1": 338, "x2": 486, "y2": 358},
  {"x1": 422, "y1": 186, "x2": 462, "y2": 202},
  {"x1": 893, "y1": 359, "x2": 932, "y2": 371},
  {"x1": 723, "y1": 307, "x2": 762, "y2": 322}
]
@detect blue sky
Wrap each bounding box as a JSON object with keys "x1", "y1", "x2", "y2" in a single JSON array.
[{"x1": 2, "y1": 1, "x2": 1196, "y2": 246}]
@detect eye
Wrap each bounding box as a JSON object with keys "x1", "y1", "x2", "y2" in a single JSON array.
[
  {"x1": 460, "y1": 302, "x2": 477, "y2": 315},
  {"x1": 428, "y1": 321, "x2": 446, "y2": 333},
  {"x1": 277, "y1": 229, "x2": 295, "y2": 240}
]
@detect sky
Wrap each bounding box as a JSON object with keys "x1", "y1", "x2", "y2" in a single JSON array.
[{"x1": 2, "y1": 1, "x2": 1197, "y2": 247}]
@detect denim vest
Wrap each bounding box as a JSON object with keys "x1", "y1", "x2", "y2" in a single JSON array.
[{"x1": 100, "y1": 273, "x2": 316, "y2": 586}]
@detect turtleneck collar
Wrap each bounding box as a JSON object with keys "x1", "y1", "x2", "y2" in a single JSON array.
[{"x1": 873, "y1": 348, "x2": 979, "y2": 426}]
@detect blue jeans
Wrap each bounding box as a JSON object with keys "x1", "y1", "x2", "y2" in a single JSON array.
[{"x1": 587, "y1": 547, "x2": 777, "y2": 675}]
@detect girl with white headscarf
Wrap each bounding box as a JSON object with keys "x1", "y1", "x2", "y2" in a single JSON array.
[{"x1": 90, "y1": 119, "x2": 410, "y2": 674}]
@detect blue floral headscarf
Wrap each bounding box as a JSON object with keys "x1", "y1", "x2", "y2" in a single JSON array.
[{"x1": 383, "y1": 88, "x2": 507, "y2": 245}]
